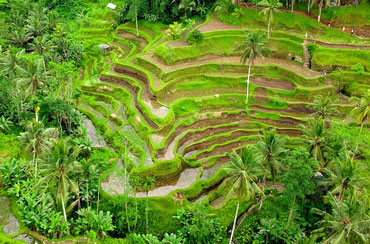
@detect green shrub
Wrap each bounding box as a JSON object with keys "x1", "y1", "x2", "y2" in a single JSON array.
[
  {"x1": 351, "y1": 63, "x2": 365, "y2": 73},
  {"x1": 186, "y1": 30, "x2": 204, "y2": 45},
  {"x1": 174, "y1": 204, "x2": 227, "y2": 244},
  {"x1": 74, "y1": 207, "x2": 115, "y2": 238}
]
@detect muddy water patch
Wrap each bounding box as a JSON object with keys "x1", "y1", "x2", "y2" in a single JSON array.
[
  {"x1": 142, "y1": 99, "x2": 169, "y2": 118},
  {"x1": 157, "y1": 134, "x2": 182, "y2": 161},
  {"x1": 136, "y1": 168, "x2": 200, "y2": 197},
  {"x1": 83, "y1": 119, "x2": 111, "y2": 149},
  {"x1": 0, "y1": 197, "x2": 19, "y2": 235},
  {"x1": 201, "y1": 162, "x2": 229, "y2": 180}
]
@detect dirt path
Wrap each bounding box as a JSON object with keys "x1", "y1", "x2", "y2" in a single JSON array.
[
  {"x1": 143, "y1": 54, "x2": 323, "y2": 79},
  {"x1": 302, "y1": 39, "x2": 310, "y2": 68}
]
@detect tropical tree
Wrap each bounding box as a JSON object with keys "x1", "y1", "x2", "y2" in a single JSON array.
[
  {"x1": 232, "y1": 7, "x2": 244, "y2": 18},
  {"x1": 179, "y1": 0, "x2": 196, "y2": 18},
  {"x1": 129, "y1": 175, "x2": 143, "y2": 230},
  {"x1": 29, "y1": 35, "x2": 55, "y2": 57},
  {"x1": 321, "y1": 151, "x2": 369, "y2": 200},
  {"x1": 18, "y1": 120, "x2": 58, "y2": 178},
  {"x1": 281, "y1": 148, "x2": 315, "y2": 226},
  {"x1": 25, "y1": 15, "x2": 48, "y2": 37},
  {"x1": 165, "y1": 22, "x2": 184, "y2": 40},
  {"x1": 214, "y1": 0, "x2": 232, "y2": 14},
  {"x1": 259, "y1": 0, "x2": 282, "y2": 38},
  {"x1": 195, "y1": 1, "x2": 208, "y2": 16},
  {"x1": 236, "y1": 31, "x2": 266, "y2": 104},
  {"x1": 37, "y1": 138, "x2": 83, "y2": 222},
  {"x1": 9, "y1": 28, "x2": 31, "y2": 48},
  {"x1": 312, "y1": 192, "x2": 370, "y2": 243},
  {"x1": 317, "y1": 0, "x2": 330, "y2": 22},
  {"x1": 298, "y1": 119, "x2": 331, "y2": 166},
  {"x1": 141, "y1": 176, "x2": 155, "y2": 233},
  {"x1": 255, "y1": 129, "x2": 287, "y2": 184},
  {"x1": 15, "y1": 58, "x2": 49, "y2": 97},
  {"x1": 224, "y1": 147, "x2": 265, "y2": 244},
  {"x1": 309, "y1": 95, "x2": 337, "y2": 124},
  {"x1": 350, "y1": 89, "x2": 370, "y2": 132},
  {"x1": 0, "y1": 116, "x2": 13, "y2": 134},
  {"x1": 0, "y1": 48, "x2": 25, "y2": 77}
]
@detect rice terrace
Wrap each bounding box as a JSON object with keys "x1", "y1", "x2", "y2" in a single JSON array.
[{"x1": 1, "y1": 0, "x2": 370, "y2": 243}]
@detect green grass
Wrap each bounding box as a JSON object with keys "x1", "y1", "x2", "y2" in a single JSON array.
[
  {"x1": 0, "y1": 133, "x2": 21, "y2": 159},
  {"x1": 320, "y1": 1, "x2": 370, "y2": 26},
  {"x1": 214, "y1": 2, "x2": 367, "y2": 44},
  {"x1": 309, "y1": 44, "x2": 370, "y2": 72},
  {"x1": 155, "y1": 34, "x2": 304, "y2": 64}
]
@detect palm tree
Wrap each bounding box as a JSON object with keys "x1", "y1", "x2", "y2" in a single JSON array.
[
  {"x1": 309, "y1": 95, "x2": 337, "y2": 124},
  {"x1": 165, "y1": 22, "x2": 184, "y2": 40},
  {"x1": 29, "y1": 36, "x2": 55, "y2": 57},
  {"x1": 312, "y1": 192, "x2": 370, "y2": 243},
  {"x1": 298, "y1": 119, "x2": 331, "y2": 166},
  {"x1": 141, "y1": 176, "x2": 155, "y2": 233},
  {"x1": 18, "y1": 120, "x2": 58, "y2": 178},
  {"x1": 0, "y1": 116, "x2": 13, "y2": 134},
  {"x1": 236, "y1": 31, "x2": 266, "y2": 104},
  {"x1": 214, "y1": 0, "x2": 232, "y2": 14},
  {"x1": 179, "y1": 0, "x2": 196, "y2": 19},
  {"x1": 350, "y1": 89, "x2": 370, "y2": 132},
  {"x1": 37, "y1": 138, "x2": 83, "y2": 222},
  {"x1": 9, "y1": 28, "x2": 31, "y2": 48},
  {"x1": 224, "y1": 147, "x2": 265, "y2": 244},
  {"x1": 15, "y1": 58, "x2": 49, "y2": 97},
  {"x1": 0, "y1": 48, "x2": 25, "y2": 77},
  {"x1": 25, "y1": 15, "x2": 47, "y2": 37},
  {"x1": 255, "y1": 129, "x2": 287, "y2": 184},
  {"x1": 322, "y1": 151, "x2": 368, "y2": 200},
  {"x1": 259, "y1": 0, "x2": 282, "y2": 38}
]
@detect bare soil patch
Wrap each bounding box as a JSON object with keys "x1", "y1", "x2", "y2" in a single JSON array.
[
  {"x1": 198, "y1": 17, "x2": 241, "y2": 32},
  {"x1": 183, "y1": 130, "x2": 258, "y2": 157},
  {"x1": 252, "y1": 77, "x2": 296, "y2": 90}
]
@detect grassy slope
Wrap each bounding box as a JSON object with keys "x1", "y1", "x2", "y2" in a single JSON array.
[{"x1": 214, "y1": 1, "x2": 370, "y2": 44}]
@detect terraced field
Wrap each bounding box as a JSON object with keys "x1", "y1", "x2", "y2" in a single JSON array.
[{"x1": 78, "y1": 13, "x2": 366, "y2": 206}]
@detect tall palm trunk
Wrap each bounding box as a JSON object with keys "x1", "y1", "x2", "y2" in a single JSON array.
[
  {"x1": 125, "y1": 200, "x2": 131, "y2": 233},
  {"x1": 33, "y1": 152, "x2": 37, "y2": 179},
  {"x1": 135, "y1": 4, "x2": 139, "y2": 37},
  {"x1": 61, "y1": 197, "x2": 68, "y2": 222},
  {"x1": 318, "y1": 0, "x2": 323, "y2": 22},
  {"x1": 97, "y1": 178, "x2": 100, "y2": 212},
  {"x1": 86, "y1": 184, "x2": 89, "y2": 208},
  {"x1": 287, "y1": 195, "x2": 296, "y2": 226},
  {"x1": 229, "y1": 201, "x2": 240, "y2": 244},
  {"x1": 291, "y1": 0, "x2": 295, "y2": 11},
  {"x1": 267, "y1": 17, "x2": 271, "y2": 37},
  {"x1": 134, "y1": 192, "x2": 138, "y2": 230},
  {"x1": 307, "y1": 0, "x2": 310, "y2": 13},
  {"x1": 146, "y1": 192, "x2": 149, "y2": 233},
  {"x1": 246, "y1": 63, "x2": 252, "y2": 104}
]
